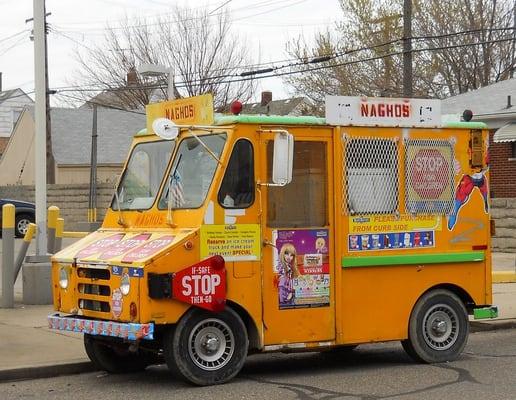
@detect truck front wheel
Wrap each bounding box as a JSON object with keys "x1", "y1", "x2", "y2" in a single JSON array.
[
  {"x1": 401, "y1": 289, "x2": 469, "y2": 363},
  {"x1": 164, "y1": 307, "x2": 248, "y2": 386},
  {"x1": 84, "y1": 334, "x2": 152, "y2": 373}
]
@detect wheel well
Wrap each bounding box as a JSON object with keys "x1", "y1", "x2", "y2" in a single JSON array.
[
  {"x1": 226, "y1": 300, "x2": 261, "y2": 351},
  {"x1": 421, "y1": 283, "x2": 476, "y2": 313}
]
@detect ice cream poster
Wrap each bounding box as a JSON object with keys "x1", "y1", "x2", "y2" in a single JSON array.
[{"x1": 273, "y1": 229, "x2": 330, "y2": 310}]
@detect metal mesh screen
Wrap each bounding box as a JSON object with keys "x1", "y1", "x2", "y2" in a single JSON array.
[
  {"x1": 343, "y1": 136, "x2": 399, "y2": 215},
  {"x1": 404, "y1": 139, "x2": 455, "y2": 215}
]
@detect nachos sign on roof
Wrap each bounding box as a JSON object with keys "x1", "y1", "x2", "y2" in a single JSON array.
[{"x1": 325, "y1": 96, "x2": 441, "y2": 127}]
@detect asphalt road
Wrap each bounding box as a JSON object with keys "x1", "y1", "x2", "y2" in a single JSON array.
[{"x1": 2, "y1": 329, "x2": 516, "y2": 400}]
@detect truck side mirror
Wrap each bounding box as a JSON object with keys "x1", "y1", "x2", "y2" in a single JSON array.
[{"x1": 272, "y1": 131, "x2": 294, "y2": 185}]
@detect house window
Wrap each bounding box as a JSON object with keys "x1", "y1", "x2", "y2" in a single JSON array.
[{"x1": 511, "y1": 142, "x2": 516, "y2": 159}]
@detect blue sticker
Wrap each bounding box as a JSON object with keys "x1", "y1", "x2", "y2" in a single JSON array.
[
  {"x1": 111, "y1": 266, "x2": 143, "y2": 277},
  {"x1": 129, "y1": 268, "x2": 144, "y2": 278},
  {"x1": 349, "y1": 231, "x2": 435, "y2": 251}
]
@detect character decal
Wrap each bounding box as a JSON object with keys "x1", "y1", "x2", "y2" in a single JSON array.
[{"x1": 273, "y1": 230, "x2": 330, "y2": 310}]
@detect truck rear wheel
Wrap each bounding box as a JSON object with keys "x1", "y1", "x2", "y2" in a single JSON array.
[
  {"x1": 164, "y1": 307, "x2": 248, "y2": 386},
  {"x1": 84, "y1": 334, "x2": 152, "y2": 373},
  {"x1": 401, "y1": 289, "x2": 469, "y2": 363}
]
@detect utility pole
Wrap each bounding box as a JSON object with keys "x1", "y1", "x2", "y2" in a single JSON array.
[
  {"x1": 33, "y1": 0, "x2": 48, "y2": 257},
  {"x1": 403, "y1": 0, "x2": 413, "y2": 97},
  {"x1": 44, "y1": 8, "x2": 55, "y2": 183},
  {"x1": 88, "y1": 104, "x2": 98, "y2": 224},
  {"x1": 511, "y1": 0, "x2": 516, "y2": 78},
  {"x1": 27, "y1": 7, "x2": 54, "y2": 183}
]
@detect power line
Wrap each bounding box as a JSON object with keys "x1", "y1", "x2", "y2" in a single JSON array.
[
  {"x1": 0, "y1": 29, "x2": 29, "y2": 44},
  {"x1": 209, "y1": 0, "x2": 233, "y2": 15},
  {"x1": 48, "y1": 34, "x2": 516, "y2": 96}
]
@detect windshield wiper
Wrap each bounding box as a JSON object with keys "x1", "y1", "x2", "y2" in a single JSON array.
[
  {"x1": 187, "y1": 128, "x2": 223, "y2": 165},
  {"x1": 166, "y1": 154, "x2": 182, "y2": 228},
  {"x1": 113, "y1": 185, "x2": 127, "y2": 227}
]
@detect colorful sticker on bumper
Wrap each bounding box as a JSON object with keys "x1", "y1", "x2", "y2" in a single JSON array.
[
  {"x1": 348, "y1": 231, "x2": 435, "y2": 251},
  {"x1": 48, "y1": 314, "x2": 154, "y2": 340},
  {"x1": 111, "y1": 288, "x2": 123, "y2": 319},
  {"x1": 273, "y1": 229, "x2": 330, "y2": 310}
]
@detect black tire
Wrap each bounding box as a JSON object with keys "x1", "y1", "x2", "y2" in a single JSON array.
[
  {"x1": 164, "y1": 307, "x2": 248, "y2": 386},
  {"x1": 401, "y1": 289, "x2": 469, "y2": 363},
  {"x1": 84, "y1": 334, "x2": 152, "y2": 373},
  {"x1": 15, "y1": 213, "x2": 33, "y2": 238}
]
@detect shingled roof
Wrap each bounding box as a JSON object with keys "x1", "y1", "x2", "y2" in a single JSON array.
[
  {"x1": 27, "y1": 106, "x2": 146, "y2": 165},
  {"x1": 442, "y1": 78, "x2": 516, "y2": 116}
]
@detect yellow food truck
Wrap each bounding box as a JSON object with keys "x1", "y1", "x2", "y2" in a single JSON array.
[{"x1": 48, "y1": 94, "x2": 497, "y2": 386}]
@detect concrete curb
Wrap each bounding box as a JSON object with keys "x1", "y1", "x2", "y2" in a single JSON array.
[
  {"x1": 492, "y1": 271, "x2": 516, "y2": 283},
  {"x1": 0, "y1": 361, "x2": 97, "y2": 383},
  {"x1": 470, "y1": 318, "x2": 516, "y2": 333}
]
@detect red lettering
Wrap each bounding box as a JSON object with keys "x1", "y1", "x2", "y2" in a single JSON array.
[
  {"x1": 386, "y1": 104, "x2": 393, "y2": 117},
  {"x1": 402, "y1": 104, "x2": 410, "y2": 117},
  {"x1": 378, "y1": 103, "x2": 385, "y2": 117},
  {"x1": 361, "y1": 103, "x2": 369, "y2": 117},
  {"x1": 370, "y1": 104, "x2": 377, "y2": 117},
  {"x1": 394, "y1": 104, "x2": 402, "y2": 117}
]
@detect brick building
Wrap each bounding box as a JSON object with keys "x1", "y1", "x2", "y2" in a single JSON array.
[{"x1": 442, "y1": 79, "x2": 516, "y2": 198}]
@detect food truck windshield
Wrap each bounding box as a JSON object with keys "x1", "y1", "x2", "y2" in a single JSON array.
[
  {"x1": 158, "y1": 132, "x2": 226, "y2": 209},
  {"x1": 112, "y1": 140, "x2": 175, "y2": 210}
]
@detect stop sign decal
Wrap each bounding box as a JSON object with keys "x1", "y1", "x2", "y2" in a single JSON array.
[
  {"x1": 410, "y1": 149, "x2": 449, "y2": 199},
  {"x1": 172, "y1": 256, "x2": 226, "y2": 312}
]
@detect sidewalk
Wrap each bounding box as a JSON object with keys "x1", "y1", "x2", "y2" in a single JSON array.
[{"x1": 0, "y1": 253, "x2": 515, "y2": 382}]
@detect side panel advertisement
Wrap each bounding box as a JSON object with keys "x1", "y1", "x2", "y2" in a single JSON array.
[{"x1": 273, "y1": 229, "x2": 330, "y2": 310}]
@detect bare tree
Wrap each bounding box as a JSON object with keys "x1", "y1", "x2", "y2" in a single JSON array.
[
  {"x1": 67, "y1": 6, "x2": 256, "y2": 109},
  {"x1": 284, "y1": 0, "x2": 515, "y2": 112}
]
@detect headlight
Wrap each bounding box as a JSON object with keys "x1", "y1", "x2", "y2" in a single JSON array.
[
  {"x1": 120, "y1": 273, "x2": 130, "y2": 296},
  {"x1": 59, "y1": 267, "x2": 69, "y2": 289}
]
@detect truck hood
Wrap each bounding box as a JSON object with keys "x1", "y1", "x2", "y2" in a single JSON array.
[{"x1": 52, "y1": 229, "x2": 196, "y2": 265}]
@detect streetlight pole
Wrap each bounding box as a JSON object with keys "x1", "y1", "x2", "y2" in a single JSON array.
[
  {"x1": 33, "y1": 0, "x2": 48, "y2": 257},
  {"x1": 137, "y1": 63, "x2": 175, "y2": 100}
]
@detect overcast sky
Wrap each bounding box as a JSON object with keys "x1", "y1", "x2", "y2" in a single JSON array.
[{"x1": 0, "y1": 0, "x2": 341, "y2": 104}]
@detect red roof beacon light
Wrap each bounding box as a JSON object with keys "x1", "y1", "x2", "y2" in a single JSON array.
[{"x1": 230, "y1": 100, "x2": 243, "y2": 115}]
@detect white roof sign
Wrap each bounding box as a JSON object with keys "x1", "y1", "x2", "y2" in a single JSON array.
[{"x1": 325, "y1": 96, "x2": 442, "y2": 128}]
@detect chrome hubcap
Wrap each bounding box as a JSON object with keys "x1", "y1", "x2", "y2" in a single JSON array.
[
  {"x1": 188, "y1": 319, "x2": 234, "y2": 371},
  {"x1": 423, "y1": 304, "x2": 459, "y2": 350},
  {"x1": 17, "y1": 219, "x2": 30, "y2": 235}
]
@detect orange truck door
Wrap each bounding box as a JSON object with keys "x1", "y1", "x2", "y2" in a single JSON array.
[{"x1": 259, "y1": 134, "x2": 335, "y2": 346}]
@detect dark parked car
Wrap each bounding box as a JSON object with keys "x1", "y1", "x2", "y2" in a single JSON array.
[{"x1": 0, "y1": 199, "x2": 36, "y2": 238}]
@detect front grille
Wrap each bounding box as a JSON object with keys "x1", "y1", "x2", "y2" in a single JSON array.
[
  {"x1": 79, "y1": 283, "x2": 110, "y2": 296},
  {"x1": 79, "y1": 299, "x2": 110, "y2": 313},
  {"x1": 77, "y1": 268, "x2": 110, "y2": 280},
  {"x1": 76, "y1": 265, "x2": 112, "y2": 316}
]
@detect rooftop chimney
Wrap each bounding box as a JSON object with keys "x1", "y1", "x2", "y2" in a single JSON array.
[
  {"x1": 126, "y1": 67, "x2": 138, "y2": 86},
  {"x1": 261, "y1": 90, "x2": 272, "y2": 106}
]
